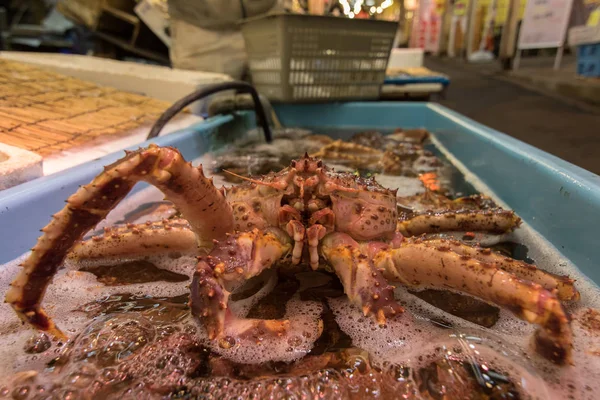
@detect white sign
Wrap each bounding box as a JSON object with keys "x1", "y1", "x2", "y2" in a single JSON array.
[{"x1": 517, "y1": 0, "x2": 574, "y2": 49}]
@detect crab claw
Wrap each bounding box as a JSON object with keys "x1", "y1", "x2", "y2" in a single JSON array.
[
  {"x1": 190, "y1": 229, "x2": 293, "y2": 341},
  {"x1": 321, "y1": 233, "x2": 404, "y2": 327}
]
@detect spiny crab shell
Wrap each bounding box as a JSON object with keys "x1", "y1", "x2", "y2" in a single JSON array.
[
  {"x1": 225, "y1": 156, "x2": 398, "y2": 240},
  {"x1": 5, "y1": 145, "x2": 579, "y2": 365}
]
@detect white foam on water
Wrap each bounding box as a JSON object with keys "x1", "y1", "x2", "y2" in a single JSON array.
[
  {"x1": 198, "y1": 296, "x2": 324, "y2": 365},
  {"x1": 328, "y1": 295, "x2": 552, "y2": 399},
  {"x1": 0, "y1": 253, "x2": 193, "y2": 385},
  {"x1": 228, "y1": 271, "x2": 277, "y2": 318}
]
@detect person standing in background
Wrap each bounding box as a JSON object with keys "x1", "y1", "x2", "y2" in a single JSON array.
[{"x1": 167, "y1": 0, "x2": 285, "y2": 79}]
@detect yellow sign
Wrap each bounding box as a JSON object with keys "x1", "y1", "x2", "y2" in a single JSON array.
[
  {"x1": 588, "y1": 8, "x2": 600, "y2": 26},
  {"x1": 435, "y1": 0, "x2": 446, "y2": 15},
  {"x1": 454, "y1": 0, "x2": 469, "y2": 16},
  {"x1": 485, "y1": 0, "x2": 529, "y2": 27}
]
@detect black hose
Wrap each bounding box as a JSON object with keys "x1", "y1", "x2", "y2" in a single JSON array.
[{"x1": 146, "y1": 81, "x2": 273, "y2": 142}]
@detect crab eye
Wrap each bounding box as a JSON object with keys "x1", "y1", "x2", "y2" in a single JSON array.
[
  {"x1": 291, "y1": 160, "x2": 297, "y2": 168},
  {"x1": 317, "y1": 160, "x2": 323, "y2": 168}
]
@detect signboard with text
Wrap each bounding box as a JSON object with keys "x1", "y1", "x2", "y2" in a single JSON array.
[
  {"x1": 517, "y1": 0, "x2": 574, "y2": 49},
  {"x1": 410, "y1": 0, "x2": 444, "y2": 53}
]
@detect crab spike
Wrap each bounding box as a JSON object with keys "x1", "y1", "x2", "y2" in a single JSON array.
[
  {"x1": 322, "y1": 233, "x2": 404, "y2": 325},
  {"x1": 213, "y1": 263, "x2": 225, "y2": 275},
  {"x1": 377, "y1": 309, "x2": 386, "y2": 326}
]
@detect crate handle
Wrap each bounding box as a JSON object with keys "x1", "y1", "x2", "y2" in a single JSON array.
[{"x1": 147, "y1": 81, "x2": 273, "y2": 143}]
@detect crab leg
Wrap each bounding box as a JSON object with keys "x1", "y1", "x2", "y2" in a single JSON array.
[
  {"x1": 397, "y1": 209, "x2": 521, "y2": 236},
  {"x1": 310, "y1": 140, "x2": 382, "y2": 168},
  {"x1": 191, "y1": 228, "x2": 292, "y2": 343},
  {"x1": 286, "y1": 220, "x2": 305, "y2": 265},
  {"x1": 68, "y1": 219, "x2": 197, "y2": 260},
  {"x1": 6, "y1": 145, "x2": 233, "y2": 338},
  {"x1": 321, "y1": 233, "x2": 404, "y2": 326},
  {"x1": 421, "y1": 238, "x2": 579, "y2": 301},
  {"x1": 373, "y1": 237, "x2": 573, "y2": 364}
]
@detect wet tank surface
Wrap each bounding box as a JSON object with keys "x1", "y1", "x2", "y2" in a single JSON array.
[{"x1": 0, "y1": 128, "x2": 598, "y2": 400}]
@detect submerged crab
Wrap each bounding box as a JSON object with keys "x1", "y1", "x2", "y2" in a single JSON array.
[
  {"x1": 6, "y1": 145, "x2": 579, "y2": 365},
  {"x1": 310, "y1": 130, "x2": 439, "y2": 176}
]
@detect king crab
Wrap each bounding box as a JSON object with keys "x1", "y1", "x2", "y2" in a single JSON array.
[
  {"x1": 6, "y1": 145, "x2": 579, "y2": 365},
  {"x1": 309, "y1": 130, "x2": 440, "y2": 176}
]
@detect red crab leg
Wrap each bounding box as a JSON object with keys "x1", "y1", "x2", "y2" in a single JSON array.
[
  {"x1": 320, "y1": 233, "x2": 404, "y2": 326},
  {"x1": 6, "y1": 145, "x2": 233, "y2": 339},
  {"x1": 397, "y1": 209, "x2": 521, "y2": 236},
  {"x1": 373, "y1": 237, "x2": 573, "y2": 364},
  {"x1": 191, "y1": 228, "x2": 292, "y2": 343},
  {"x1": 421, "y1": 238, "x2": 579, "y2": 301},
  {"x1": 69, "y1": 219, "x2": 196, "y2": 260}
]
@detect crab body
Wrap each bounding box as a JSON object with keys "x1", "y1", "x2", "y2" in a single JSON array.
[
  {"x1": 226, "y1": 156, "x2": 397, "y2": 266},
  {"x1": 5, "y1": 145, "x2": 579, "y2": 366}
]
